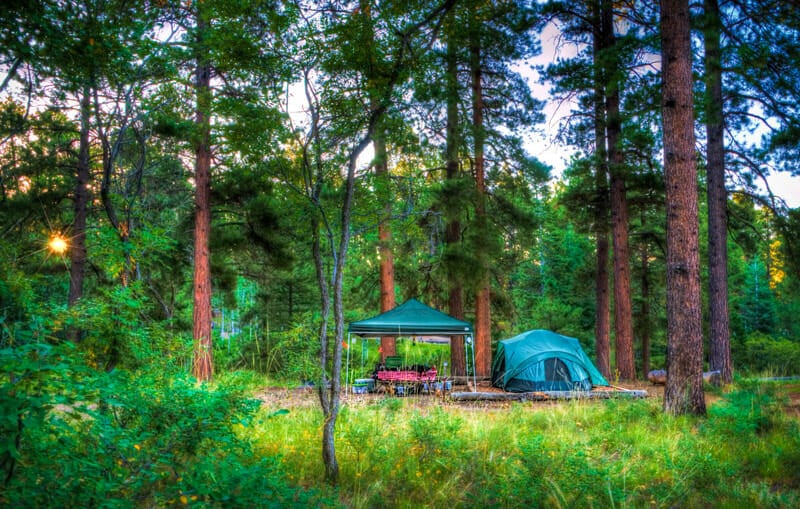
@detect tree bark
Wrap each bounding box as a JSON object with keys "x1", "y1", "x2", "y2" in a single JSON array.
[
  {"x1": 445, "y1": 17, "x2": 466, "y2": 377},
  {"x1": 448, "y1": 290, "x2": 466, "y2": 377},
  {"x1": 595, "y1": 229, "x2": 611, "y2": 378},
  {"x1": 358, "y1": 0, "x2": 397, "y2": 360},
  {"x1": 661, "y1": 0, "x2": 706, "y2": 416},
  {"x1": 310, "y1": 107, "x2": 369, "y2": 488},
  {"x1": 311, "y1": 213, "x2": 339, "y2": 484},
  {"x1": 68, "y1": 87, "x2": 91, "y2": 312},
  {"x1": 374, "y1": 128, "x2": 397, "y2": 360},
  {"x1": 704, "y1": 0, "x2": 733, "y2": 384},
  {"x1": 319, "y1": 133, "x2": 363, "y2": 485},
  {"x1": 601, "y1": 0, "x2": 636, "y2": 380},
  {"x1": 639, "y1": 235, "x2": 651, "y2": 377},
  {"x1": 192, "y1": 12, "x2": 213, "y2": 382},
  {"x1": 591, "y1": 0, "x2": 611, "y2": 379},
  {"x1": 610, "y1": 174, "x2": 635, "y2": 380},
  {"x1": 361, "y1": 0, "x2": 397, "y2": 361},
  {"x1": 471, "y1": 33, "x2": 491, "y2": 378}
]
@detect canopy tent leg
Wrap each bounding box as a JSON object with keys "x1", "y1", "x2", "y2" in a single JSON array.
[
  {"x1": 345, "y1": 332, "x2": 351, "y2": 396},
  {"x1": 466, "y1": 335, "x2": 476, "y2": 392},
  {"x1": 361, "y1": 336, "x2": 367, "y2": 374}
]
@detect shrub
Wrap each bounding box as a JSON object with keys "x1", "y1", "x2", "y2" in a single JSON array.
[
  {"x1": 225, "y1": 320, "x2": 321, "y2": 384},
  {"x1": 741, "y1": 332, "x2": 800, "y2": 376},
  {"x1": 1, "y1": 346, "x2": 337, "y2": 507}
]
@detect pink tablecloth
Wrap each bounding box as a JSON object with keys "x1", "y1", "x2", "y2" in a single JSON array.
[{"x1": 376, "y1": 368, "x2": 437, "y2": 383}]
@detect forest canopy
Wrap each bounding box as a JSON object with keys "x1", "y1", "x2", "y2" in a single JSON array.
[
  {"x1": 1, "y1": 0, "x2": 799, "y2": 379},
  {"x1": 1, "y1": 0, "x2": 800, "y2": 494}
]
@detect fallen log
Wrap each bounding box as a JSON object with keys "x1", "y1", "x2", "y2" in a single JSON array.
[
  {"x1": 449, "y1": 391, "x2": 548, "y2": 402},
  {"x1": 449, "y1": 389, "x2": 647, "y2": 402},
  {"x1": 647, "y1": 369, "x2": 721, "y2": 386},
  {"x1": 447, "y1": 376, "x2": 492, "y2": 385},
  {"x1": 647, "y1": 369, "x2": 667, "y2": 385}
]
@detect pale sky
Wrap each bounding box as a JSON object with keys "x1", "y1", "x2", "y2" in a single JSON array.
[{"x1": 524, "y1": 21, "x2": 800, "y2": 210}]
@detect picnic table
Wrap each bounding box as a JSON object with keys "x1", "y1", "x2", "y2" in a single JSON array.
[{"x1": 373, "y1": 357, "x2": 439, "y2": 395}]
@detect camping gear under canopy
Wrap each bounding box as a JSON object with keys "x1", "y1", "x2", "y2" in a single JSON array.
[
  {"x1": 492, "y1": 329, "x2": 609, "y2": 392},
  {"x1": 348, "y1": 298, "x2": 473, "y2": 337},
  {"x1": 347, "y1": 299, "x2": 475, "y2": 392}
]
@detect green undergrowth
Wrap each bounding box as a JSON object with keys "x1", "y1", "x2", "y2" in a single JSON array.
[
  {"x1": 4, "y1": 344, "x2": 798, "y2": 508},
  {"x1": 0, "y1": 344, "x2": 339, "y2": 508},
  {"x1": 255, "y1": 384, "x2": 800, "y2": 508}
]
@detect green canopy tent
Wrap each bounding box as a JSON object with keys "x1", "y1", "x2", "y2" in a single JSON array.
[
  {"x1": 347, "y1": 299, "x2": 475, "y2": 389},
  {"x1": 349, "y1": 298, "x2": 473, "y2": 337},
  {"x1": 492, "y1": 329, "x2": 609, "y2": 392}
]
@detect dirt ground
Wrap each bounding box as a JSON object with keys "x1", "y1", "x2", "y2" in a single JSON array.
[
  {"x1": 785, "y1": 383, "x2": 800, "y2": 418},
  {"x1": 253, "y1": 379, "x2": 667, "y2": 410},
  {"x1": 253, "y1": 380, "x2": 800, "y2": 424}
]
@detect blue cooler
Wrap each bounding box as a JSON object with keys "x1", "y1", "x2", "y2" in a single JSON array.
[{"x1": 353, "y1": 378, "x2": 374, "y2": 394}]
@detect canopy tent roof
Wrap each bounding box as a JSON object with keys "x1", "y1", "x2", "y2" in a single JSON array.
[{"x1": 349, "y1": 299, "x2": 473, "y2": 337}]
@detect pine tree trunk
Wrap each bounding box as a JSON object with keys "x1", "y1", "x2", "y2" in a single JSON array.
[
  {"x1": 374, "y1": 131, "x2": 397, "y2": 360},
  {"x1": 471, "y1": 37, "x2": 491, "y2": 378},
  {"x1": 610, "y1": 171, "x2": 635, "y2": 379},
  {"x1": 362, "y1": 0, "x2": 397, "y2": 361},
  {"x1": 602, "y1": 1, "x2": 636, "y2": 380},
  {"x1": 474, "y1": 285, "x2": 491, "y2": 377},
  {"x1": 595, "y1": 226, "x2": 611, "y2": 378},
  {"x1": 68, "y1": 88, "x2": 91, "y2": 312},
  {"x1": 192, "y1": 13, "x2": 213, "y2": 383},
  {"x1": 704, "y1": 0, "x2": 733, "y2": 384},
  {"x1": 639, "y1": 238, "x2": 651, "y2": 377},
  {"x1": 448, "y1": 287, "x2": 466, "y2": 377},
  {"x1": 378, "y1": 219, "x2": 396, "y2": 360},
  {"x1": 591, "y1": 1, "x2": 611, "y2": 379},
  {"x1": 445, "y1": 19, "x2": 466, "y2": 377},
  {"x1": 661, "y1": 0, "x2": 706, "y2": 416}
]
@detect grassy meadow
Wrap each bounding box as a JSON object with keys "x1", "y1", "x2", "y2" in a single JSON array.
[
  {"x1": 250, "y1": 381, "x2": 800, "y2": 508},
  {"x1": 2, "y1": 344, "x2": 799, "y2": 507}
]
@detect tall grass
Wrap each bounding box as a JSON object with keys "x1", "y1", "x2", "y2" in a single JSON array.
[
  {"x1": 5, "y1": 345, "x2": 797, "y2": 507},
  {"x1": 8, "y1": 338, "x2": 797, "y2": 508},
  {"x1": 252, "y1": 383, "x2": 800, "y2": 508}
]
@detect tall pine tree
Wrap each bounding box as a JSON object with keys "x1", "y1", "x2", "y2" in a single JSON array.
[{"x1": 661, "y1": 0, "x2": 706, "y2": 416}]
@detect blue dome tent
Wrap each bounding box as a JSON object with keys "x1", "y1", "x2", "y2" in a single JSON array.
[{"x1": 492, "y1": 330, "x2": 609, "y2": 392}]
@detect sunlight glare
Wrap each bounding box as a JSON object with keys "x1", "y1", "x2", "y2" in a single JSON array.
[{"x1": 48, "y1": 234, "x2": 68, "y2": 254}]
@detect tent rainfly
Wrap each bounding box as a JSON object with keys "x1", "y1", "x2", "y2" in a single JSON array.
[
  {"x1": 348, "y1": 298, "x2": 473, "y2": 337},
  {"x1": 492, "y1": 329, "x2": 609, "y2": 392}
]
